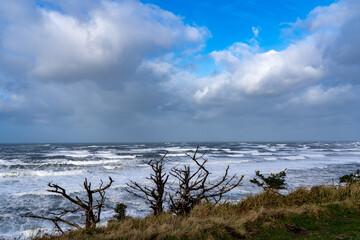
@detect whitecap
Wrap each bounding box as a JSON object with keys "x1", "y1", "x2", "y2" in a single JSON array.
[
  {"x1": 0, "y1": 159, "x2": 9, "y2": 165},
  {"x1": 66, "y1": 159, "x2": 121, "y2": 165},
  {"x1": 0, "y1": 172, "x2": 18, "y2": 177},
  {"x1": 206, "y1": 159, "x2": 250, "y2": 165},
  {"x1": 223, "y1": 149, "x2": 259, "y2": 155},
  {"x1": 103, "y1": 165, "x2": 123, "y2": 170},
  {"x1": 46, "y1": 150, "x2": 91, "y2": 158},
  {"x1": 251, "y1": 152, "x2": 273, "y2": 156},
  {"x1": 303, "y1": 153, "x2": 326, "y2": 158},
  {"x1": 282, "y1": 155, "x2": 306, "y2": 160},
  {"x1": 115, "y1": 155, "x2": 136, "y2": 159},
  {"x1": 2, "y1": 169, "x2": 86, "y2": 178},
  {"x1": 30, "y1": 169, "x2": 85, "y2": 177},
  {"x1": 12, "y1": 191, "x2": 52, "y2": 197},
  {"x1": 166, "y1": 153, "x2": 186, "y2": 157},
  {"x1": 226, "y1": 154, "x2": 245, "y2": 158},
  {"x1": 96, "y1": 152, "x2": 136, "y2": 159}
]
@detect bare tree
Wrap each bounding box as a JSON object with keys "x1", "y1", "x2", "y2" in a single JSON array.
[
  {"x1": 169, "y1": 146, "x2": 244, "y2": 215},
  {"x1": 25, "y1": 177, "x2": 114, "y2": 233},
  {"x1": 125, "y1": 153, "x2": 169, "y2": 216}
]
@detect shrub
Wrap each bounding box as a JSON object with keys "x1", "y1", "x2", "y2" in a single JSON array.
[
  {"x1": 339, "y1": 169, "x2": 360, "y2": 184},
  {"x1": 250, "y1": 169, "x2": 287, "y2": 193},
  {"x1": 114, "y1": 203, "x2": 127, "y2": 221}
]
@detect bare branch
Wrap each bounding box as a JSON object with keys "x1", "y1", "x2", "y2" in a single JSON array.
[
  {"x1": 24, "y1": 215, "x2": 81, "y2": 231},
  {"x1": 126, "y1": 152, "x2": 169, "y2": 216},
  {"x1": 169, "y1": 147, "x2": 243, "y2": 215},
  {"x1": 26, "y1": 177, "x2": 113, "y2": 233}
]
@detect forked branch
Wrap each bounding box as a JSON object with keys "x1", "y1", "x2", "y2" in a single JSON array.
[
  {"x1": 125, "y1": 153, "x2": 169, "y2": 216},
  {"x1": 169, "y1": 146, "x2": 243, "y2": 215},
  {"x1": 24, "y1": 177, "x2": 114, "y2": 234}
]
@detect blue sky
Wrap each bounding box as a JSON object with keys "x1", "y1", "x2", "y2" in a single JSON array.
[
  {"x1": 142, "y1": 0, "x2": 335, "y2": 51},
  {"x1": 0, "y1": 0, "x2": 359, "y2": 143}
]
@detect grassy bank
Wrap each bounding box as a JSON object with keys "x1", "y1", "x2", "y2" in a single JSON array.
[{"x1": 39, "y1": 183, "x2": 360, "y2": 240}]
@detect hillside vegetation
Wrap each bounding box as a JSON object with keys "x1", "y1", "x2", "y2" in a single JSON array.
[{"x1": 38, "y1": 182, "x2": 360, "y2": 240}]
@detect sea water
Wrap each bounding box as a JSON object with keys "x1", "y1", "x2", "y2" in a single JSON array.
[{"x1": 1, "y1": 142, "x2": 360, "y2": 238}]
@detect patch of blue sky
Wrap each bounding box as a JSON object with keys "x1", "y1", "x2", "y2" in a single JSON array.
[
  {"x1": 192, "y1": 56, "x2": 221, "y2": 78},
  {"x1": 141, "y1": 0, "x2": 337, "y2": 52},
  {"x1": 34, "y1": 0, "x2": 63, "y2": 13}
]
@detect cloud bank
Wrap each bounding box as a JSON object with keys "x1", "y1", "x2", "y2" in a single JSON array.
[{"x1": 0, "y1": 0, "x2": 359, "y2": 142}]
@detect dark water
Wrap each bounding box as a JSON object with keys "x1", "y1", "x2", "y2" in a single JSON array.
[{"x1": 1, "y1": 142, "x2": 360, "y2": 238}]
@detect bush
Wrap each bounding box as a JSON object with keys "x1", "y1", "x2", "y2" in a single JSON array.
[
  {"x1": 114, "y1": 203, "x2": 127, "y2": 221},
  {"x1": 250, "y1": 169, "x2": 287, "y2": 193},
  {"x1": 339, "y1": 169, "x2": 360, "y2": 184}
]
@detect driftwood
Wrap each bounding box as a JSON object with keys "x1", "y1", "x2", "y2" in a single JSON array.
[
  {"x1": 169, "y1": 146, "x2": 244, "y2": 215},
  {"x1": 24, "y1": 177, "x2": 113, "y2": 233},
  {"x1": 125, "y1": 153, "x2": 169, "y2": 215}
]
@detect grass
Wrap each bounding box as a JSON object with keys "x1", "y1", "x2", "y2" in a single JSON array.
[{"x1": 37, "y1": 182, "x2": 360, "y2": 240}]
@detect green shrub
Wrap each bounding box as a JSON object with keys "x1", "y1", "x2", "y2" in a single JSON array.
[
  {"x1": 250, "y1": 169, "x2": 287, "y2": 192},
  {"x1": 339, "y1": 169, "x2": 360, "y2": 184},
  {"x1": 114, "y1": 203, "x2": 127, "y2": 221}
]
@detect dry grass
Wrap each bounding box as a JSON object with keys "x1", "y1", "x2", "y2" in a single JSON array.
[{"x1": 38, "y1": 182, "x2": 360, "y2": 240}]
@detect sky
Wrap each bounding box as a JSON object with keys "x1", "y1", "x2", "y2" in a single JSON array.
[{"x1": 0, "y1": 0, "x2": 359, "y2": 143}]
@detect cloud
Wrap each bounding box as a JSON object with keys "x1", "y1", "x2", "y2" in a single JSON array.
[
  {"x1": 251, "y1": 26, "x2": 259, "y2": 38},
  {"x1": 0, "y1": 0, "x2": 360, "y2": 142},
  {"x1": 0, "y1": 0, "x2": 208, "y2": 125},
  {"x1": 194, "y1": 36, "x2": 324, "y2": 104},
  {"x1": 191, "y1": 0, "x2": 360, "y2": 112},
  {"x1": 1, "y1": 0, "x2": 208, "y2": 84},
  {"x1": 289, "y1": 85, "x2": 354, "y2": 105}
]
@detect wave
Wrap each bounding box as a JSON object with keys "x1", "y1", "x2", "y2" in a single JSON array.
[
  {"x1": 303, "y1": 153, "x2": 326, "y2": 158},
  {"x1": 206, "y1": 159, "x2": 250, "y2": 165},
  {"x1": 103, "y1": 165, "x2": 123, "y2": 170},
  {"x1": 166, "y1": 153, "x2": 187, "y2": 157},
  {"x1": 66, "y1": 160, "x2": 122, "y2": 165},
  {"x1": 251, "y1": 152, "x2": 274, "y2": 156},
  {"x1": 223, "y1": 149, "x2": 258, "y2": 154},
  {"x1": 45, "y1": 150, "x2": 91, "y2": 158},
  {"x1": 282, "y1": 155, "x2": 306, "y2": 160},
  {"x1": 264, "y1": 157, "x2": 277, "y2": 161},
  {"x1": 0, "y1": 169, "x2": 85, "y2": 178},
  {"x1": 12, "y1": 191, "x2": 53, "y2": 197},
  {"x1": 0, "y1": 172, "x2": 18, "y2": 177},
  {"x1": 164, "y1": 147, "x2": 195, "y2": 152},
  {"x1": 0, "y1": 159, "x2": 10, "y2": 165},
  {"x1": 226, "y1": 154, "x2": 245, "y2": 158},
  {"x1": 95, "y1": 151, "x2": 136, "y2": 159}
]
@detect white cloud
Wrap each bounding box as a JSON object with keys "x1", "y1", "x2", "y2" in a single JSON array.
[
  {"x1": 195, "y1": 35, "x2": 324, "y2": 103},
  {"x1": 0, "y1": 0, "x2": 208, "y2": 125},
  {"x1": 2, "y1": 0, "x2": 208, "y2": 83},
  {"x1": 290, "y1": 85, "x2": 353, "y2": 105},
  {"x1": 293, "y1": 0, "x2": 356, "y2": 32},
  {"x1": 251, "y1": 26, "x2": 259, "y2": 38},
  {"x1": 191, "y1": 0, "x2": 360, "y2": 110}
]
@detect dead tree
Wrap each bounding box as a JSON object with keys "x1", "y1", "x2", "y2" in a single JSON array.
[
  {"x1": 25, "y1": 177, "x2": 113, "y2": 233},
  {"x1": 169, "y1": 146, "x2": 244, "y2": 215},
  {"x1": 125, "y1": 153, "x2": 169, "y2": 216}
]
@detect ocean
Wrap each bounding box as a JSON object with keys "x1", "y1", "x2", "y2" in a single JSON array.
[{"x1": 1, "y1": 142, "x2": 360, "y2": 238}]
